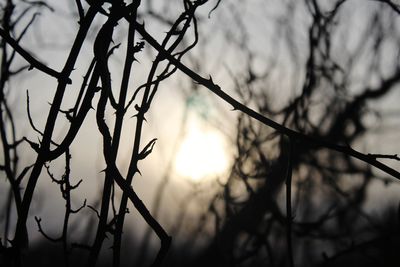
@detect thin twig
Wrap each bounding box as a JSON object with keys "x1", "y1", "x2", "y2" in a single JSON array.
[
  {"x1": 285, "y1": 138, "x2": 294, "y2": 267},
  {"x1": 34, "y1": 216, "x2": 61, "y2": 242},
  {"x1": 26, "y1": 90, "x2": 44, "y2": 136},
  {"x1": 75, "y1": 0, "x2": 85, "y2": 20},
  {"x1": 87, "y1": 205, "x2": 100, "y2": 219},
  {"x1": 368, "y1": 153, "x2": 400, "y2": 161},
  {"x1": 0, "y1": 28, "x2": 70, "y2": 83}
]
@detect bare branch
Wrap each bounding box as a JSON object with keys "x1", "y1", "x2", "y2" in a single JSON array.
[
  {"x1": 134, "y1": 21, "x2": 400, "y2": 180},
  {"x1": 285, "y1": 138, "x2": 294, "y2": 267},
  {"x1": 26, "y1": 90, "x2": 45, "y2": 137},
  {"x1": 34, "y1": 216, "x2": 61, "y2": 242},
  {"x1": 15, "y1": 164, "x2": 34, "y2": 184},
  {"x1": 0, "y1": 28, "x2": 70, "y2": 83},
  {"x1": 71, "y1": 199, "x2": 87, "y2": 214},
  {"x1": 87, "y1": 205, "x2": 100, "y2": 219},
  {"x1": 75, "y1": 0, "x2": 85, "y2": 20},
  {"x1": 368, "y1": 153, "x2": 400, "y2": 161}
]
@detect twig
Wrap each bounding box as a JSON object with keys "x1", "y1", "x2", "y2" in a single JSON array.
[
  {"x1": 0, "y1": 28, "x2": 70, "y2": 83},
  {"x1": 208, "y1": 0, "x2": 221, "y2": 18},
  {"x1": 368, "y1": 153, "x2": 400, "y2": 161},
  {"x1": 285, "y1": 138, "x2": 294, "y2": 267},
  {"x1": 87, "y1": 205, "x2": 100, "y2": 219},
  {"x1": 8, "y1": 12, "x2": 40, "y2": 65},
  {"x1": 26, "y1": 90, "x2": 44, "y2": 136},
  {"x1": 71, "y1": 199, "x2": 86, "y2": 213},
  {"x1": 75, "y1": 0, "x2": 85, "y2": 20},
  {"x1": 34, "y1": 216, "x2": 61, "y2": 242}
]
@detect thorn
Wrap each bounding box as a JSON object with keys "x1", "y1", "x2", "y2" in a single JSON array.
[{"x1": 24, "y1": 137, "x2": 40, "y2": 153}]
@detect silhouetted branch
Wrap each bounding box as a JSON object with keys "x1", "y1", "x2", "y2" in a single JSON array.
[
  {"x1": 26, "y1": 90, "x2": 44, "y2": 137},
  {"x1": 14, "y1": 6, "x2": 99, "y2": 261},
  {"x1": 0, "y1": 28, "x2": 70, "y2": 83},
  {"x1": 34, "y1": 216, "x2": 61, "y2": 242},
  {"x1": 110, "y1": 165, "x2": 172, "y2": 267},
  {"x1": 134, "y1": 20, "x2": 400, "y2": 180},
  {"x1": 2, "y1": 1, "x2": 399, "y2": 266},
  {"x1": 87, "y1": 205, "x2": 100, "y2": 219},
  {"x1": 285, "y1": 138, "x2": 294, "y2": 267},
  {"x1": 112, "y1": 3, "x2": 203, "y2": 266},
  {"x1": 368, "y1": 153, "x2": 400, "y2": 161},
  {"x1": 208, "y1": 0, "x2": 221, "y2": 18},
  {"x1": 75, "y1": 0, "x2": 84, "y2": 20},
  {"x1": 8, "y1": 12, "x2": 40, "y2": 65}
]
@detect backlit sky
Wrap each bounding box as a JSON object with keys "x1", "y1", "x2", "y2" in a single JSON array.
[{"x1": 2, "y1": 0, "x2": 400, "y2": 251}]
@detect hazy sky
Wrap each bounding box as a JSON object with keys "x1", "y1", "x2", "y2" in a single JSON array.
[{"x1": 2, "y1": 0, "x2": 400, "y2": 253}]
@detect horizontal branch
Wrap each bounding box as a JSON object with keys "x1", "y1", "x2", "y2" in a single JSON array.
[
  {"x1": 0, "y1": 27, "x2": 70, "y2": 83},
  {"x1": 134, "y1": 21, "x2": 400, "y2": 181}
]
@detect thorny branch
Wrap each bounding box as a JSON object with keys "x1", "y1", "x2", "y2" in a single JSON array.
[
  {"x1": 0, "y1": 28, "x2": 70, "y2": 83},
  {"x1": 133, "y1": 20, "x2": 400, "y2": 180},
  {"x1": 1, "y1": 0, "x2": 400, "y2": 266}
]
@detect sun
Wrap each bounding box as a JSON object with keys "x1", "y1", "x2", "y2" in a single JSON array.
[{"x1": 174, "y1": 122, "x2": 230, "y2": 181}]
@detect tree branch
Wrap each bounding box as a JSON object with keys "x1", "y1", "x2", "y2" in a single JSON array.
[
  {"x1": 134, "y1": 21, "x2": 400, "y2": 180},
  {"x1": 0, "y1": 28, "x2": 70, "y2": 83}
]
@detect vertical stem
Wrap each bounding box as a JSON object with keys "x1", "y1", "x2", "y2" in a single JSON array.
[
  {"x1": 285, "y1": 137, "x2": 294, "y2": 267},
  {"x1": 87, "y1": 2, "x2": 139, "y2": 265},
  {"x1": 113, "y1": 34, "x2": 160, "y2": 267},
  {"x1": 0, "y1": 0, "x2": 22, "y2": 249},
  {"x1": 3, "y1": 187, "x2": 13, "y2": 247},
  {"x1": 112, "y1": 7, "x2": 138, "y2": 267},
  {"x1": 14, "y1": 7, "x2": 98, "y2": 265},
  {"x1": 61, "y1": 149, "x2": 72, "y2": 267}
]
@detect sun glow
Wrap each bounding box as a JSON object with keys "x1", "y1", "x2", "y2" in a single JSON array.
[{"x1": 174, "y1": 122, "x2": 230, "y2": 181}]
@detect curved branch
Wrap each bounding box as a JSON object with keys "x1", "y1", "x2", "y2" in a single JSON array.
[{"x1": 134, "y1": 21, "x2": 400, "y2": 180}]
